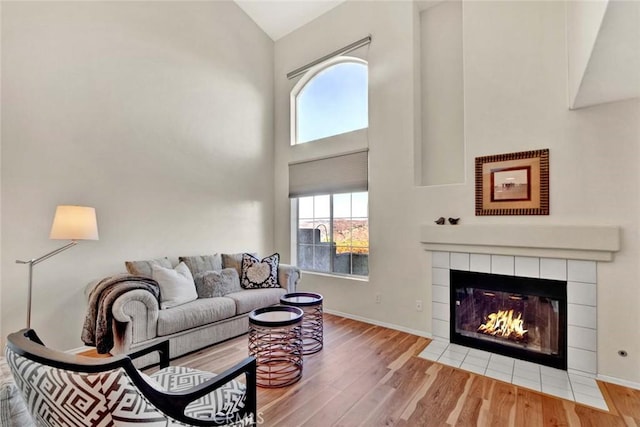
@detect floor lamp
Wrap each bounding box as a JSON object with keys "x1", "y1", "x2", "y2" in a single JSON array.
[{"x1": 16, "y1": 205, "x2": 99, "y2": 328}]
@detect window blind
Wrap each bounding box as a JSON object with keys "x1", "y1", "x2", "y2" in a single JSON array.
[
  {"x1": 286, "y1": 36, "x2": 371, "y2": 80},
  {"x1": 288, "y1": 150, "x2": 368, "y2": 198}
]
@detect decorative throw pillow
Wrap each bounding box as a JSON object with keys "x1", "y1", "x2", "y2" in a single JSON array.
[
  {"x1": 240, "y1": 253, "x2": 280, "y2": 289},
  {"x1": 222, "y1": 252, "x2": 257, "y2": 277},
  {"x1": 178, "y1": 254, "x2": 223, "y2": 276},
  {"x1": 151, "y1": 262, "x2": 198, "y2": 309},
  {"x1": 193, "y1": 268, "x2": 242, "y2": 298},
  {"x1": 125, "y1": 257, "x2": 172, "y2": 278}
]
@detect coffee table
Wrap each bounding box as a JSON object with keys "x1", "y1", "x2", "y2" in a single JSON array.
[
  {"x1": 248, "y1": 306, "x2": 304, "y2": 388},
  {"x1": 280, "y1": 292, "x2": 324, "y2": 355}
]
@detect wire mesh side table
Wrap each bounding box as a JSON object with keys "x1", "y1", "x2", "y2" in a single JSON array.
[
  {"x1": 280, "y1": 292, "x2": 323, "y2": 355},
  {"x1": 248, "y1": 306, "x2": 304, "y2": 388}
]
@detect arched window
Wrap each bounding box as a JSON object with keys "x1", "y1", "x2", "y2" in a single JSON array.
[
  {"x1": 292, "y1": 58, "x2": 368, "y2": 145},
  {"x1": 289, "y1": 56, "x2": 369, "y2": 277}
]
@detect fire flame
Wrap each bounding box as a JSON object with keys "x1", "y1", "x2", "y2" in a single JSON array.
[{"x1": 478, "y1": 309, "x2": 528, "y2": 340}]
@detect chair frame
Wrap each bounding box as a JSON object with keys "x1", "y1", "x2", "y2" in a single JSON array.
[{"x1": 7, "y1": 329, "x2": 257, "y2": 426}]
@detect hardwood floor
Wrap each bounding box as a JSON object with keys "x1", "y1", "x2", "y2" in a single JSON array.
[{"x1": 164, "y1": 314, "x2": 640, "y2": 426}]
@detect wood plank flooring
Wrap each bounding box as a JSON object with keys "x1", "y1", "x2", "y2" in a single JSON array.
[{"x1": 163, "y1": 314, "x2": 640, "y2": 427}]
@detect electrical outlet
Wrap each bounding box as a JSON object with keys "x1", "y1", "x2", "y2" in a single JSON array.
[
  {"x1": 375, "y1": 293, "x2": 381, "y2": 304},
  {"x1": 416, "y1": 300, "x2": 423, "y2": 311}
]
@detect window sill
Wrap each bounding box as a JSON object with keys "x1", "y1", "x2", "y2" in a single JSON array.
[
  {"x1": 289, "y1": 128, "x2": 368, "y2": 164},
  {"x1": 300, "y1": 270, "x2": 369, "y2": 283}
]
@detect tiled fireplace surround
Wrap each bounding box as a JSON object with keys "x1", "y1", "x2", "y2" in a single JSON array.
[
  {"x1": 430, "y1": 251, "x2": 597, "y2": 375},
  {"x1": 419, "y1": 224, "x2": 621, "y2": 410},
  {"x1": 420, "y1": 224, "x2": 621, "y2": 369}
]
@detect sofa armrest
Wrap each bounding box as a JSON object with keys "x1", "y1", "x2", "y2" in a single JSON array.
[
  {"x1": 278, "y1": 264, "x2": 300, "y2": 293},
  {"x1": 110, "y1": 290, "x2": 160, "y2": 355},
  {"x1": 129, "y1": 339, "x2": 170, "y2": 369}
]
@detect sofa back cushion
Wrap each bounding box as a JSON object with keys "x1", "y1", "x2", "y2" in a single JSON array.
[
  {"x1": 222, "y1": 253, "x2": 256, "y2": 277},
  {"x1": 125, "y1": 257, "x2": 172, "y2": 277},
  {"x1": 178, "y1": 254, "x2": 223, "y2": 276}
]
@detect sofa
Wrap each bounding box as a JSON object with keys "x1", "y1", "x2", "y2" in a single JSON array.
[{"x1": 85, "y1": 253, "x2": 300, "y2": 361}]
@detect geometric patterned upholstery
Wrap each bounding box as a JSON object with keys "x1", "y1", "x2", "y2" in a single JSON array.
[
  {"x1": 0, "y1": 356, "x2": 33, "y2": 426},
  {"x1": 5, "y1": 339, "x2": 254, "y2": 427},
  {"x1": 6, "y1": 347, "x2": 115, "y2": 426},
  {"x1": 150, "y1": 366, "x2": 246, "y2": 422}
]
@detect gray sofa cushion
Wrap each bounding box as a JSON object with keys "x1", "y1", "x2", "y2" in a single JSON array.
[
  {"x1": 125, "y1": 257, "x2": 172, "y2": 278},
  {"x1": 179, "y1": 254, "x2": 223, "y2": 276},
  {"x1": 222, "y1": 253, "x2": 257, "y2": 277},
  {"x1": 225, "y1": 288, "x2": 287, "y2": 315},
  {"x1": 157, "y1": 298, "x2": 236, "y2": 336},
  {"x1": 194, "y1": 268, "x2": 242, "y2": 298}
]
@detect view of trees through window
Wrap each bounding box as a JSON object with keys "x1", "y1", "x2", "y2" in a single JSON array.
[{"x1": 297, "y1": 193, "x2": 369, "y2": 276}]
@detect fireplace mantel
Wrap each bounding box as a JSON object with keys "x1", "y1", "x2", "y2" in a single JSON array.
[{"x1": 421, "y1": 224, "x2": 620, "y2": 261}]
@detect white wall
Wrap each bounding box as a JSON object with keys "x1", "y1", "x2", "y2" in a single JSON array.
[
  {"x1": 1, "y1": 1, "x2": 274, "y2": 350},
  {"x1": 275, "y1": 0, "x2": 431, "y2": 337},
  {"x1": 570, "y1": 0, "x2": 640, "y2": 108},
  {"x1": 420, "y1": 0, "x2": 465, "y2": 186},
  {"x1": 566, "y1": 0, "x2": 609, "y2": 107},
  {"x1": 274, "y1": 0, "x2": 640, "y2": 384}
]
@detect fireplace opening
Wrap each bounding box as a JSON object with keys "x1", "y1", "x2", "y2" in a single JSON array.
[{"x1": 450, "y1": 270, "x2": 567, "y2": 370}]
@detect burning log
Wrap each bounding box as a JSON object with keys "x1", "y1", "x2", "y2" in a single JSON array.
[{"x1": 478, "y1": 309, "x2": 528, "y2": 341}]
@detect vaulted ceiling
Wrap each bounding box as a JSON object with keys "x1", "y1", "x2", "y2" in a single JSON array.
[
  {"x1": 235, "y1": 0, "x2": 638, "y2": 109},
  {"x1": 234, "y1": 0, "x2": 346, "y2": 41},
  {"x1": 570, "y1": 0, "x2": 640, "y2": 108}
]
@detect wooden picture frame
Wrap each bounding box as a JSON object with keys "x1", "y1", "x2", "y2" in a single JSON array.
[{"x1": 475, "y1": 149, "x2": 549, "y2": 216}]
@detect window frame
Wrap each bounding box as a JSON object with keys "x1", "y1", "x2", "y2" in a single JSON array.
[
  {"x1": 294, "y1": 192, "x2": 369, "y2": 278},
  {"x1": 289, "y1": 55, "x2": 370, "y2": 279},
  {"x1": 290, "y1": 56, "x2": 368, "y2": 146}
]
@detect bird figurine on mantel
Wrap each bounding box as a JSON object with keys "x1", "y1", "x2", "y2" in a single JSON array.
[
  {"x1": 434, "y1": 217, "x2": 445, "y2": 225},
  {"x1": 448, "y1": 217, "x2": 460, "y2": 225}
]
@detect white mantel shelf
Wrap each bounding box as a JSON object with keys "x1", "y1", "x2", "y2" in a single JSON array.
[{"x1": 420, "y1": 224, "x2": 620, "y2": 261}]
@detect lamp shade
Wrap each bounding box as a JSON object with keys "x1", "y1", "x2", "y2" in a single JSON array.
[{"x1": 49, "y1": 205, "x2": 99, "y2": 241}]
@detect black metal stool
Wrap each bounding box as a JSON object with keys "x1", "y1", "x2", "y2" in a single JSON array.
[
  {"x1": 248, "y1": 305, "x2": 303, "y2": 388},
  {"x1": 280, "y1": 292, "x2": 324, "y2": 355}
]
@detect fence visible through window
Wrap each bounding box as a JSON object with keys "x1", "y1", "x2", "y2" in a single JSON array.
[{"x1": 297, "y1": 193, "x2": 368, "y2": 277}]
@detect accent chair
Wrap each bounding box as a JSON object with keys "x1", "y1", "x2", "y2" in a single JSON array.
[{"x1": 5, "y1": 329, "x2": 257, "y2": 426}]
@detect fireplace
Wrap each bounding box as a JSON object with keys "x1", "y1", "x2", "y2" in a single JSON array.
[{"x1": 450, "y1": 270, "x2": 567, "y2": 370}]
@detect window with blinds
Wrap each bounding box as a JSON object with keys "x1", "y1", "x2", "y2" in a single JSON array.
[{"x1": 288, "y1": 55, "x2": 370, "y2": 278}]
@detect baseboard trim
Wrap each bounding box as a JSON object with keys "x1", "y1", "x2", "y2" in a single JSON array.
[
  {"x1": 597, "y1": 374, "x2": 640, "y2": 391},
  {"x1": 324, "y1": 309, "x2": 433, "y2": 339}
]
